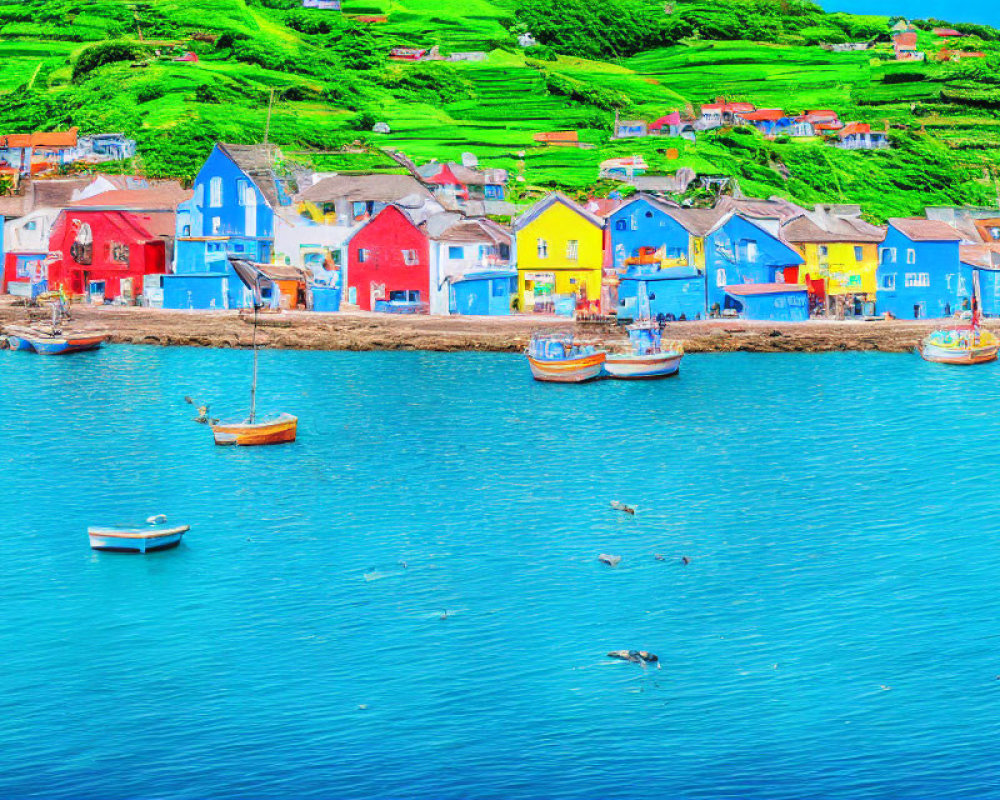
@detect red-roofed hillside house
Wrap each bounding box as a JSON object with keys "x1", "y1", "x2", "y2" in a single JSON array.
[
  {"x1": 46, "y1": 209, "x2": 167, "y2": 302},
  {"x1": 345, "y1": 206, "x2": 429, "y2": 312}
]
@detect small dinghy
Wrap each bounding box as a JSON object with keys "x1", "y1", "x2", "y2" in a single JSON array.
[
  {"x1": 88, "y1": 515, "x2": 189, "y2": 554},
  {"x1": 3, "y1": 301, "x2": 107, "y2": 355}
]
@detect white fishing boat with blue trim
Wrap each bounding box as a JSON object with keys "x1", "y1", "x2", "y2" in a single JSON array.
[
  {"x1": 88, "y1": 516, "x2": 189, "y2": 553},
  {"x1": 604, "y1": 322, "x2": 683, "y2": 380}
]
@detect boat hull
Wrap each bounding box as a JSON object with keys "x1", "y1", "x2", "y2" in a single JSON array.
[
  {"x1": 604, "y1": 352, "x2": 682, "y2": 379},
  {"x1": 5, "y1": 335, "x2": 34, "y2": 352},
  {"x1": 211, "y1": 413, "x2": 298, "y2": 446},
  {"x1": 88, "y1": 524, "x2": 189, "y2": 554},
  {"x1": 921, "y1": 342, "x2": 999, "y2": 365},
  {"x1": 527, "y1": 353, "x2": 606, "y2": 383},
  {"x1": 31, "y1": 335, "x2": 106, "y2": 355}
]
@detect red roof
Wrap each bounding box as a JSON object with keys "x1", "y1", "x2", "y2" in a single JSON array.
[
  {"x1": 649, "y1": 112, "x2": 681, "y2": 130},
  {"x1": 724, "y1": 283, "x2": 807, "y2": 296},
  {"x1": 71, "y1": 186, "x2": 193, "y2": 210},
  {"x1": 1, "y1": 128, "x2": 79, "y2": 149},
  {"x1": 839, "y1": 122, "x2": 874, "y2": 137},
  {"x1": 739, "y1": 109, "x2": 786, "y2": 122},
  {"x1": 933, "y1": 28, "x2": 963, "y2": 36},
  {"x1": 893, "y1": 32, "x2": 918, "y2": 46}
]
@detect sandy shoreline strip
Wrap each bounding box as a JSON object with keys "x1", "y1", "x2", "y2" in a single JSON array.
[{"x1": 0, "y1": 303, "x2": 977, "y2": 354}]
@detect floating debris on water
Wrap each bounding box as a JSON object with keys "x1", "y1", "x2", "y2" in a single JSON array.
[
  {"x1": 598, "y1": 553, "x2": 622, "y2": 567},
  {"x1": 610, "y1": 500, "x2": 636, "y2": 515},
  {"x1": 608, "y1": 649, "x2": 658, "y2": 665}
]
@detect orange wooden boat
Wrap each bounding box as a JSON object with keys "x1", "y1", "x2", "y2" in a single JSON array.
[{"x1": 211, "y1": 413, "x2": 298, "y2": 446}]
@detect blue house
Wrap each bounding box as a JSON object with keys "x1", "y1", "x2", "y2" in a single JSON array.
[
  {"x1": 877, "y1": 218, "x2": 963, "y2": 319},
  {"x1": 607, "y1": 196, "x2": 717, "y2": 320},
  {"x1": 703, "y1": 212, "x2": 805, "y2": 315},
  {"x1": 723, "y1": 284, "x2": 809, "y2": 321},
  {"x1": 164, "y1": 143, "x2": 291, "y2": 309},
  {"x1": 450, "y1": 270, "x2": 518, "y2": 316}
]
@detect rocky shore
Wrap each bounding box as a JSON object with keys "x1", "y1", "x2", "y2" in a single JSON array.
[{"x1": 0, "y1": 302, "x2": 972, "y2": 354}]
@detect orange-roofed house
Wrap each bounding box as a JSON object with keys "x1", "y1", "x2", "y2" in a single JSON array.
[
  {"x1": 699, "y1": 100, "x2": 756, "y2": 129},
  {"x1": 935, "y1": 48, "x2": 985, "y2": 62},
  {"x1": 734, "y1": 109, "x2": 792, "y2": 136},
  {"x1": 837, "y1": 123, "x2": 889, "y2": 150},
  {"x1": 0, "y1": 128, "x2": 79, "y2": 176},
  {"x1": 532, "y1": 131, "x2": 579, "y2": 146},
  {"x1": 933, "y1": 28, "x2": 964, "y2": 37}
]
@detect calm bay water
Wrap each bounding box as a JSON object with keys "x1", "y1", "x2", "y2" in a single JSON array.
[{"x1": 2, "y1": 344, "x2": 1000, "y2": 799}]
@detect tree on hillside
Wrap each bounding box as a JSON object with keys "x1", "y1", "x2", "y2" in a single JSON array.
[{"x1": 516, "y1": 0, "x2": 667, "y2": 59}]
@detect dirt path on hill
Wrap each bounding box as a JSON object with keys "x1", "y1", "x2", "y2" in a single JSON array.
[{"x1": 0, "y1": 300, "x2": 964, "y2": 354}]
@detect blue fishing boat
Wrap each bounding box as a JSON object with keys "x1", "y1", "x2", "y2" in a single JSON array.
[
  {"x1": 604, "y1": 322, "x2": 683, "y2": 380},
  {"x1": 88, "y1": 516, "x2": 190, "y2": 554},
  {"x1": 525, "y1": 333, "x2": 606, "y2": 383}
]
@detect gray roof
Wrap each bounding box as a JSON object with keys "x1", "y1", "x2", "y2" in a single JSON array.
[
  {"x1": 512, "y1": 192, "x2": 604, "y2": 232},
  {"x1": 218, "y1": 143, "x2": 284, "y2": 210},
  {"x1": 782, "y1": 214, "x2": 885, "y2": 244},
  {"x1": 888, "y1": 218, "x2": 963, "y2": 242},
  {"x1": 665, "y1": 207, "x2": 728, "y2": 237},
  {"x1": 427, "y1": 216, "x2": 511, "y2": 244},
  {"x1": 297, "y1": 174, "x2": 433, "y2": 205}
]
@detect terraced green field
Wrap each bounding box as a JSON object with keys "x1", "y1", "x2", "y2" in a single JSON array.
[{"x1": 0, "y1": 0, "x2": 998, "y2": 218}]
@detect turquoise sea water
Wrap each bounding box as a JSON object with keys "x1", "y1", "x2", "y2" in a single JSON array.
[{"x1": 2, "y1": 345, "x2": 1000, "y2": 799}]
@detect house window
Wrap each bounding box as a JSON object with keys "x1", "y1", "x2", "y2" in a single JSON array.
[
  {"x1": 630, "y1": 215, "x2": 638, "y2": 231},
  {"x1": 358, "y1": 248, "x2": 368, "y2": 263},
  {"x1": 615, "y1": 220, "x2": 627, "y2": 231},
  {"x1": 567, "y1": 240, "x2": 579, "y2": 260},
  {"x1": 237, "y1": 179, "x2": 253, "y2": 206},
  {"x1": 645, "y1": 210, "x2": 653, "y2": 218},
  {"x1": 854, "y1": 246, "x2": 864, "y2": 261},
  {"x1": 716, "y1": 268, "x2": 726, "y2": 287},
  {"x1": 906, "y1": 248, "x2": 916, "y2": 264},
  {"x1": 195, "y1": 184, "x2": 204, "y2": 205},
  {"x1": 209, "y1": 176, "x2": 223, "y2": 208},
  {"x1": 448, "y1": 246, "x2": 464, "y2": 260},
  {"x1": 882, "y1": 274, "x2": 896, "y2": 290},
  {"x1": 70, "y1": 222, "x2": 93, "y2": 265},
  {"x1": 109, "y1": 242, "x2": 130, "y2": 264},
  {"x1": 182, "y1": 225, "x2": 191, "y2": 237},
  {"x1": 402, "y1": 249, "x2": 419, "y2": 265},
  {"x1": 904, "y1": 272, "x2": 930, "y2": 288},
  {"x1": 537, "y1": 238, "x2": 548, "y2": 258},
  {"x1": 739, "y1": 239, "x2": 758, "y2": 263},
  {"x1": 24, "y1": 221, "x2": 36, "y2": 231},
  {"x1": 818, "y1": 245, "x2": 828, "y2": 258},
  {"x1": 492, "y1": 279, "x2": 506, "y2": 298}
]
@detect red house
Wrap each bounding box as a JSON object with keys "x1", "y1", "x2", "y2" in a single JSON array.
[
  {"x1": 47, "y1": 209, "x2": 168, "y2": 301},
  {"x1": 345, "y1": 205, "x2": 429, "y2": 312}
]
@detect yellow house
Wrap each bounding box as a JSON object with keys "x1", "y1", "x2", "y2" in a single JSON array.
[
  {"x1": 513, "y1": 193, "x2": 605, "y2": 313},
  {"x1": 782, "y1": 209, "x2": 885, "y2": 313}
]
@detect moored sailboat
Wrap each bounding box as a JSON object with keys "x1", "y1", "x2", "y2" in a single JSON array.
[{"x1": 208, "y1": 260, "x2": 298, "y2": 445}]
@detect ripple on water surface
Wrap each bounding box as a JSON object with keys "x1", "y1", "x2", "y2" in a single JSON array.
[{"x1": 2, "y1": 346, "x2": 1000, "y2": 799}]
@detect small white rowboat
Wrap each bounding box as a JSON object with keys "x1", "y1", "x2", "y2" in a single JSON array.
[{"x1": 88, "y1": 523, "x2": 190, "y2": 553}]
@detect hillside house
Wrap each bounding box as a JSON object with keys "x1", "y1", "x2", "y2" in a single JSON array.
[
  {"x1": 77, "y1": 133, "x2": 137, "y2": 163},
  {"x1": 891, "y1": 20, "x2": 915, "y2": 34},
  {"x1": 389, "y1": 47, "x2": 430, "y2": 61},
  {"x1": 699, "y1": 101, "x2": 756, "y2": 129},
  {"x1": 735, "y1": 109, "x2": 792, "y2": 137},
  {"x1": 935, "y1": 49, "x2": 985, "y2": 62},
  {"x1": 417, "y1": 161, "x2": 508, "y2": 211},
  {"x1": 302, "y1": 0, "x2": 341, "y2": 8},
  {"x1": 781, "y1": 206, "x2": 885, "y2": 317},
  {"x1": 533, "y1": 131, "x2": 580, "y2": 146},
  {"x1": 425, "y1": 215, "x2": 512, "y2": 315},
  {"x1": 599, "y1": 156, "x2": 648, "y2": 180},
  {"x1": 793, "y1": 110, "x2": 842, "y2": 137},
  {"x1": 877, "y1": 218, "x2": 964, "y2": 319},
  {"x1": 513, "y1": 193, "x2": 605, "y2": 315},
  {"x1": 344, "y1": 205, "x2": 429, "y2": 312},
  {"x1": 614, "y1": 120, "x2": 648, "y2": 139},
  {"x1": 933, "y1": 28, "x2": 964, "y2": 37},
  {"x1": 648, "y1": 112, "x2": 696, "y2": 141},
  {"x1": 1, "y1": 208, "x2": 60, "y2": 295},
  {"x1": 0, "y1": 128, "x2": 80, "y2": 177},
  {"x1": 837, "y1": 123, "x2": 889, "y2": 150}
]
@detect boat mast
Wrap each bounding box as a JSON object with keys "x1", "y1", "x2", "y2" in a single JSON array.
[{"x1": 250, "y1": 278, "x2": 259, "y2": 424}]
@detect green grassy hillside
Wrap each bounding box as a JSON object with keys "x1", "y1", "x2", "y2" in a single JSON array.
[{"x1": 1, "y1": 0, "x2": 999, "y2": 219}]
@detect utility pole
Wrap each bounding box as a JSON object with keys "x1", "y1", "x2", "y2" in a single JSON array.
[{"x1": 263, "y1": 88, "x2": 275, "y2": 146}]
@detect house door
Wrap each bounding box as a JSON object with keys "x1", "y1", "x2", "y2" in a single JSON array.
[{"x1": 244, "y1": 186, "x2": 257, "y2": 237}]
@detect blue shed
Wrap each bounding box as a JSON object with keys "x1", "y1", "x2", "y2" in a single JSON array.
[
  {"x1": 959, "y1": 248, "x2": 1000, "y2": 317},
  {"x1": 450, "y1": 270, "x2": 518, "y2": 316},
  {"x1": 724, "y1": 284, "x2": 809, "y2": 321},
  {"x1": 876, "y1": 219, "x2": 963, "y2": 319},
  {"x1": 705, "y1": 213, "x2": 804, "y2": 314},
  {"x1": 617, "y1": 267, "x2": 706, "y2": 321}
]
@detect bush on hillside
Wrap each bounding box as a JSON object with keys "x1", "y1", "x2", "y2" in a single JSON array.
[
  {"x1": 517, "y1": 0, "x2": 665, "y2": 59},
  {"x1": 332, "y1": 26, "x2": 383, "y2": 71},
  {"x1": 545, "y1": 73, "x2": 627, "y2": 111},
  {"x1": 378, "y1": 64, "x2": 474, "y2": 103},
  {"x1": 72, "y1": 41, "x2": 142, "y2": 81}
]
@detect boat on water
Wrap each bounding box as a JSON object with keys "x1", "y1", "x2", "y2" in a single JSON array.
[
  {"x1": 4, "y1": 325, "x2": 107, "y2": 355},
  {"x1": 920, "y1": 286, "x2": 998, "y2": 365},
  {"x1": 604, "y1": 321, "x2": 683, "y2": 380},
  {"x1": 207, "y1": 259, "x2": 298, "y2": 446},
  {"x1": 88, "y1": 517, "x2": 190, "y2": 553},
  {"x1": 525, "y1": 333, "x2": 606, "y2": 383}
]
